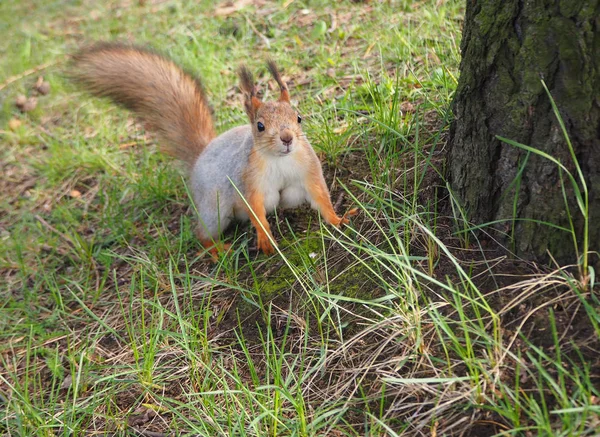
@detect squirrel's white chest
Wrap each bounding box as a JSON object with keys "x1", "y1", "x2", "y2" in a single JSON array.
[{"x1": 259, "y1": 155, "x2": 308, "y2": 213}]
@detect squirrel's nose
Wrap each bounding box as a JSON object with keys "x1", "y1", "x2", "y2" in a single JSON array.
[{"x1": 280, "y1": 129, "x2": 293, "y2": 145}]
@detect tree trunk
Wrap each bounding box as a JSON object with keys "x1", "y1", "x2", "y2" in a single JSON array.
[{"x1": 449, "y1": 0, "x2": 600, "y2": 265}]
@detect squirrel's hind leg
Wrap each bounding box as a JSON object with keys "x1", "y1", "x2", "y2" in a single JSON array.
[
  {"x1": 199, "y1": 238, "x2": 232, "y2": 263},
  {"x1": 194, "y1": 209, "x2": 233, "y2": 262},
  {"x1": 195, "y1": 225, "x2": 232, "y2": 263}
]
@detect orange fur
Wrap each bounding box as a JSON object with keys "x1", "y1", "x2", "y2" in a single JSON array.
[
  {"x1": 266, "y1": 59, "x2": 290, "y2": 102},
  {"x1": 199, "y1": 239, "x2": 232, "y2": 262},
  {"x1": 246, "y1": 188, "x2": 276, "y2": 255},
  {"x1": 305, "y1": 165, "x2": 341, "y2": 224},
  {"x1": 304, "y1": 157, "x2": 358, "y2": 226},
  {"x1": 242, "y1": 150, "x2": 276, "y2": 254}
]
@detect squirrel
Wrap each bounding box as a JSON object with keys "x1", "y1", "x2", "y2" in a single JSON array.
[{"x1": 72, "y1": 43, "x2": 357, "y2": 260}]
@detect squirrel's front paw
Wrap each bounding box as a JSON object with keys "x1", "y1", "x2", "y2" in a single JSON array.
[
  {"x1": 333, "y1": 208, "x2": 359, "y2": 227},
  {"x1": 257, "y1": 233, "x2": 276, "y2": 255}
]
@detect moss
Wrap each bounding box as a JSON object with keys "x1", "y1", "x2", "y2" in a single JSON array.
[
  {"x1": 327, "y1": 260, "x2": 382, "y2": 300},
  {"x1": 243, "y1": 232, "x2": 381, "y2": 304},
  {"x1": 256, "y1": 265, "x2": 295, "y2": 298},
  {"x1": 559, "y1": 0, "x2": 583, "y2": 17},
  {"x1": 252, "y1": 234, "x2": 323, "y2": 298},
  {"x1": 476, "y1": 1, "x2": 514, "y2": 37},
  {"x1": 553, "y1": 16, "x2": 595, "y2": 119}
]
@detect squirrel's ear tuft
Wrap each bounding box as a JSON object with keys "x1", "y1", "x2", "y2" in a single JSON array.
[
  {"x1": 266, "y1": 59, "x2": 290, "y2": 103},
  {"x1": 238, "y1": 65, "x2": 262, "y2": 120},
  {"x1": 238, "y1": 65, "x2": 255, "y2": 95}
]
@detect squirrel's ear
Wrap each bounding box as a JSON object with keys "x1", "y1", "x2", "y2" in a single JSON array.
[
  {"x1": 238, "y1": 65, "x2": 262, "y2": 119},
  {"x1": 266, "y1": 59, "x2": 290, "y2": 103}
]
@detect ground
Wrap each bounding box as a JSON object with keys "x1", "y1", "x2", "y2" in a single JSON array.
[{"x1": 1, "y1": 0, "x2": 599, "y2": 436}]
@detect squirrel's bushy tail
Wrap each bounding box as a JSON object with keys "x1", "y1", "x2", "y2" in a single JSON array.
[{"x1": 72, "y1": 43, "x2": 216, "y2": 166}]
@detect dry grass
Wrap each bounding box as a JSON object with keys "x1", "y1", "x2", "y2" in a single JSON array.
[{"x1": 1, "y1": 1, "x2": 599, "y2": 436}]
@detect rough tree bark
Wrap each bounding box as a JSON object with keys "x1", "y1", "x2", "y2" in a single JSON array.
[{"x1": 449, "y1": 0, "x2": 600, "y2": 265}]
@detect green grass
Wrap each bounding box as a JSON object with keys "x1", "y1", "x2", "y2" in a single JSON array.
[{"x1": 1, "y1": 1, "x2": 598, "y2": 436}]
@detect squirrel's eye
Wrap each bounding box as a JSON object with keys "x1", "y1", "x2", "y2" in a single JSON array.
[
  {"x1": 297, "y1": 115, "x2": 302, "y2": 124},
  {"x1": 257, "y1": 122, "x2": 265, "y2": 132}
]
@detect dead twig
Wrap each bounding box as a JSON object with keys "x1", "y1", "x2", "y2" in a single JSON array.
[
  {"x1": 0, "y1": 59, "x2": 62, "y2": 92},
  {"x1": 245, "y1": 15, "x2": 270, "y2": 48},
  {"x1": 35, "y1": 214, "x2": 76, "y2": 248}
]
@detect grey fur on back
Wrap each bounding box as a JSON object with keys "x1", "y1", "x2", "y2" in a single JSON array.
[{"x1": 191, "y1": 125, "x2": 253, "y2": 239}]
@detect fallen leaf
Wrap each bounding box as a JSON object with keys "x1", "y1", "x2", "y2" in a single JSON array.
[
  {"x1": 311, "y1": 20, "x2": 327, "y2": 39},
  {"x1": 17, "y1": 96, "x2": 38, "y2": 112},
  {"x1": 61, "y1": 375, "x2": 73, "y2": 390},
  {"x1": 128, "y1": 406, "x2": 157, "y2": 426},
  {"x1": 15, "y1": 95, "x2": 27, "y2": 108},
  {"x1": 8, "y1": 118, "x2": 21, "y2": 131},
  {"x1": 119, "y1": 141, "x2": 139, "y2": 149},
  {"x1": 333, "y1": 123, "x2": 348, "y2": 134},
  {"x1": 37, "y1": 81, "x2": 51, "y2": 95},
  {"x1": 400, "y1": 102, "x2": 415, "y2": 113}
]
